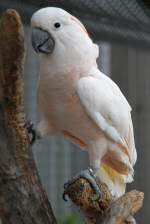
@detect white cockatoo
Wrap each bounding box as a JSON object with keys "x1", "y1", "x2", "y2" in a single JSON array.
[{"x1": 31, "y1": 7, "x2": 137, "y2": 198}]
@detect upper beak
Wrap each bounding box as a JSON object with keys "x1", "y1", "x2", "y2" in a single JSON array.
[{"x1": 31, "y1": 27, "x2": 55, "y2": 54}]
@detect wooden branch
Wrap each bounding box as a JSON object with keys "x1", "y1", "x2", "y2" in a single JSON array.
[
  {"x1": 64, "y1": 178, "x2": 144, "y2": 224},
  {"x1": 0, "y1": 8, "x2": 144, "y2": 224},
  {"x1": 0, "y1": 9, "x2": 56, "y2": 224}
]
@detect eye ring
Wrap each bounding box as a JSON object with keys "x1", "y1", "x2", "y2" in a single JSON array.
[{"x1": 54, "y1": 22, "x2": 61, "y2": 29}]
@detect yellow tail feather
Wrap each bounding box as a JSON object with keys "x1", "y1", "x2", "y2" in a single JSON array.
[{"x1": 96, "y1": 163, "x2": 126, "y2": 197}]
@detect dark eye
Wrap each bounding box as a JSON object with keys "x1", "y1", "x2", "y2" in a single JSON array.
[{"x1": 54, "y1": 22, "x2": 61, "y2": 29}]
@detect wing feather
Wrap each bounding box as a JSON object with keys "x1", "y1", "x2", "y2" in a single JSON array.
[{"x1": 76, "y1": 70, "x2": 136, "y2": 165}]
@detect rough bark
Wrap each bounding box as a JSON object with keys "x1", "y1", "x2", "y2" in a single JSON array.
[
  {"x1": 64, "y1": 178, "x2": 144, "y2": 224},
  {"x1": 0, "y1": 8, "x2": 144, "y2": 224},
  {"x1": 0, "y1": 9, "x2": 56, "y2": 224}
]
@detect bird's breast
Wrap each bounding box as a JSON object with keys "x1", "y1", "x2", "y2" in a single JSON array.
[{"x1": 37, "y1": 72, "x2": 101, "y2": 143}]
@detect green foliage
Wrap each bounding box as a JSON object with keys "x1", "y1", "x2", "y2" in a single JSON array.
[{"x1": 59, "y1": 214, "x2": 83, "y2": 224}]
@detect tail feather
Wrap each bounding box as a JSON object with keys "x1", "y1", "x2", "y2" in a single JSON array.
[{"x1": 96, "y1": 163, "x2": 127, "y2": 197}]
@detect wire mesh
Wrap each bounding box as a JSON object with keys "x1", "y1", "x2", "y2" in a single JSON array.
[
  {"x1": 1, "y1": 0, "x2": 150, "y2": 222},
  {"x1": 21, "y1": 0, "x2": 150, "y2": 47}
]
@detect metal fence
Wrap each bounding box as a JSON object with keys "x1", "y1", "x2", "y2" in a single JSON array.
[{"x1": 1, "y1": 0, "x2": 150, "y2": 222}]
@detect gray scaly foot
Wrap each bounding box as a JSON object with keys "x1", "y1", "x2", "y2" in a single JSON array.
[{"x1": 63, "y1": 167, "x2": 101, "y2": 201}]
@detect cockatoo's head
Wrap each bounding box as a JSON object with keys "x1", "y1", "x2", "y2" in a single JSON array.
[{"x1": 31, "y1": 7, "x2": 98, "y2": 69}]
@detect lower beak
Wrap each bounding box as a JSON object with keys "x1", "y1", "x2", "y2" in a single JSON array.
[{"x1": 31, "y1": 27, "x2": 55, "y2": 54}]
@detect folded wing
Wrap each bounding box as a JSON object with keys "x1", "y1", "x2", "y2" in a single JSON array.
[{"x1": 76, "y1": 69, "x2": 137, "y2": 166}]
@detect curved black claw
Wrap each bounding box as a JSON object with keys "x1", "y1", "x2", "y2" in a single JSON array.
[
  {"x1": 62, "y1": 191, "x2": 68, "y2": 202},
  {"x1": 25, "y1": 120, "x2": 37, "y2": 145},
  {"x1": 64, "y1": 182, "x2": 70, "y2": 190},
  {"x1": 62, "y1": 182, "x2": 70, "y2": 201},
  {"x1": 63, "y1": 168, "x2": 101, "y2": 202}
]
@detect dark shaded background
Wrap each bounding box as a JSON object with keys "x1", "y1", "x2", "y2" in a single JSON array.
[{"x1": 0, "y1": 0, "x2": 150, "y2": 222}]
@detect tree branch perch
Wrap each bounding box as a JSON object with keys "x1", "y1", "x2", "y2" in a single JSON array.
[
  {"x1": 0, "y1": 8, "x2": 144, "y2": 224},
  {"x1": 64, "y1": 178, "x2": 144, "y2": 224}
]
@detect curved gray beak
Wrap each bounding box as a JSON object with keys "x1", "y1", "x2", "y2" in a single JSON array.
[{"x1": 31, "y1": 27, "x2": 55, "y2": 54}]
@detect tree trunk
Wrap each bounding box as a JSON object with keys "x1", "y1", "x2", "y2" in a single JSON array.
[
  {"x1": 0, "y1": 9, "x2": 56, "y2": 224},
  {"x1": 0, "y1": 8, "x2": 144, "y2": 224}
]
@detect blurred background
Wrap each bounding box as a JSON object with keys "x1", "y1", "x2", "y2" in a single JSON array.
[{"x1": 0, "y1": 0, "x2": 150, "y2": 223}]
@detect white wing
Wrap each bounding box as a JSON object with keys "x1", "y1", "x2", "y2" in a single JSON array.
[{"x1": 76, "y1": 68, "x2": 137, "y2": 165}]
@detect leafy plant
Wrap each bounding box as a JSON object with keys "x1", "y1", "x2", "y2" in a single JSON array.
[{"x1": 59, "y1": 214, "x2": 83, "y2": 224}]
